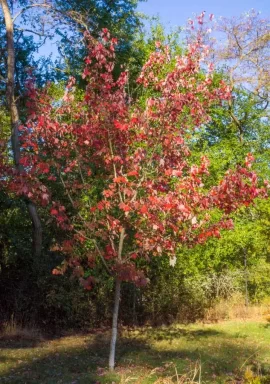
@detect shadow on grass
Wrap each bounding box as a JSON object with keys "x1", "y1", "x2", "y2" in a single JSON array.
[
  {"x1": 124, "y1": 326, "x2": 222, "y2": 342},
  {"x1": 0, "y1": 326, "x2": 265, "y2": 384},
  {"x1": 0, "y1": 337, "x2": 45, "y2": 350},
  {"x1": 0, "y1": 328, "x2": 106, "y2": 350}
]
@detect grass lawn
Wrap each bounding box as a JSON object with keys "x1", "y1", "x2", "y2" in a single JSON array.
[{"x1": 0, "y1": 320, "x2": 269, "y2": 383}]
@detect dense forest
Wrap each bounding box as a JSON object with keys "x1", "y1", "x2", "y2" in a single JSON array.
[{"x1": 0, "y1": 0, "x2": 269, "y2": 379}]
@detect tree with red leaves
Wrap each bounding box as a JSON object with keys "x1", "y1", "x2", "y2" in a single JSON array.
[{"x1": 0, "y1": 14, "x2": 267, "y2": 370}]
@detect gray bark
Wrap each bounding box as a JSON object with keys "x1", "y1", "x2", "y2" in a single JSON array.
[
  {"x1": 244, "y1": 250, "x2": 249, "y2": 307},
  {"x1": 109, "y1": 278, "x2": 121, "y2": 371},
  {"x1": 27, "y1": 202, "x2": 43, "y2": 257},
  {"x1": 0, "y1": 0, "x2": 42, "y2": 258},
  {"x1": 108, "y1": 228, "x2": 125, "y2": 370}
]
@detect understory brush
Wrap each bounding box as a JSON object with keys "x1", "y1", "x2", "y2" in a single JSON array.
[{"x1": 0, "y1": 316, "x2": 42, "y2": 342}]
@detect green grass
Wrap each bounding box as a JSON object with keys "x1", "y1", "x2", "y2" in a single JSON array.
[{"x1": 0, "y1": 321, "x2": 269, "y2": 383}]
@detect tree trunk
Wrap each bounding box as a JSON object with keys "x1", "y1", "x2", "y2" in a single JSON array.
[
  {"x1": 109, "y1": 278, "x2": 121, "y2": 371},
  {"x1": 1, "y1": 0, "x2": 42, "y2": 258},
  {"x1": 244, "y1": 250, "x2": 249, "y2": 307},
  {"x1": 27, "y1": 202, "x2": 43, "y2": 257},
  {"x1": 132, "y1": 285, "x2": 137, "y2": 326}
]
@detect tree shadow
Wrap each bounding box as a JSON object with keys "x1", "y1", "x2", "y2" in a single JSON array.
[
  {"x1": 0, "y1": 327, "x2": 105, "y2": 350},
  {"x1": 0, "y1": 337, "x2": 45, "y2": 350},
  {"x1": 0, "y1": 326, "x2": 267, "y2": 383},
  {"x1": 124, "y1": 326, "x2": 222, "y2": 342}
]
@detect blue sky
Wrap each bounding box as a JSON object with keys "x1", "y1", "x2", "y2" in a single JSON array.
[{"x1": 137, "y1": 0, "x2": 269, "y2": 28}]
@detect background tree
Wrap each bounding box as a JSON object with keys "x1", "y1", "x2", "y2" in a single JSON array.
[
  {"x1": 0, "y1": 0, "x2": 43, "y2": 257},
  {"x1": 184, "y1": 11, "x2": 270, "y2": 306},
  {"x1": 213, "y1": 10, "x2": 269, "y2": 143},
  {"x1": 214, "y1": 10, "x2": 269, "y2": 98}
]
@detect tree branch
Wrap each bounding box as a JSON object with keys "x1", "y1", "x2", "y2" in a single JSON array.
[
  {"x1": 118, "y1": 228, "x2": 125, "y2": 260},
  {"x1": 14, "y1": 27, "x2": 53, "y2": 38},
  {"x1": 12, "y1": 3, "x2": 51, "y2": 23},
  {"x1": 73, "y1": 229, "x2": 112, "y2": 275}
]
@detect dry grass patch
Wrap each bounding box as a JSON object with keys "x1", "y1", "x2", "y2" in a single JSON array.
[
  {"x1": 0, "y1": 318, "x2": 42, "y2": 342},
  {"x1": 204, "y1": 295, "x2": 270, "y2": 323}
]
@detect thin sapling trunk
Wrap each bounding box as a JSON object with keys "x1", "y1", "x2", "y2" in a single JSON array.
[{"x1": 109, "y1": 278, "x2": 121, "y2": 371}]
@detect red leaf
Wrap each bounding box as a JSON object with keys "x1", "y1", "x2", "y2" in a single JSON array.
[
  {"x1": 140, "y1": 205, "x2": 148, "y2": 214},
  {"x1": 127, "y1": 170, "x2": 139, "y2": 177},
  {"x1": 119, "y1": 202, "x2": 131, "y2": 212},
  {"x1": 52, "y1": 268, "x2": 62, "y2": 275}
]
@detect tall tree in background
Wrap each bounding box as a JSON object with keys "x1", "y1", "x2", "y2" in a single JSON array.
[
  {"x1": 215, "y1": 10, "x2": 269, "y2": 98},
  {"x1": 214, "y1": 10, "x2": 269, "y2": 143},
  {"x1": 0, "y1": 0, "x2": 42, "y2": 257},
  {"x1": 53, "y1": 0, "x2": 143, "y2": 76},
  {"x1": 187, "y1": 11, "x2": 270, "y2": 303}
]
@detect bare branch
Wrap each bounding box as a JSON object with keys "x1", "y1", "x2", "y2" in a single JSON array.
[
  {"x1": 214, "y1": 11, "x2": 270, "y2": 97},
  {"x1": 118, "y1": 228, "x2": 125, "y2": 260},
  {"x1": 12, "y1": 3, "x2": 52, "y2": 23},
  {"x1": 14, "y1": 27, "x2": 53, "y2": 38},
  {"x1": 12, "y1": 3, "x2": 52, "y2": 24}
]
